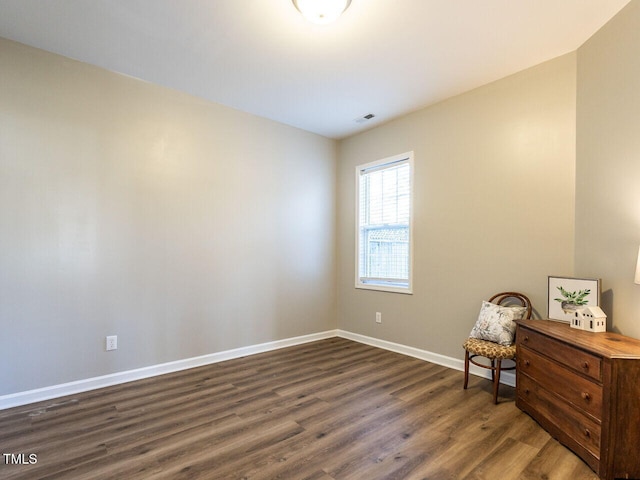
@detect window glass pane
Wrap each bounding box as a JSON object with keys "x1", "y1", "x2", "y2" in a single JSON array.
[{"x1": 356, "y1": 155, "x2": 412, "y2": 292}]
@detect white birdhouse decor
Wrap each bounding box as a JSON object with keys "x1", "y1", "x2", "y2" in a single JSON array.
[{"x1": 572, "y1": 305, "x2": 607, "y2": 332}]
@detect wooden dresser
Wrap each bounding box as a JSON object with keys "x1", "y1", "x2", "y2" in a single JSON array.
[{"x1": 516, "y1": 319, "x2": 640, "y2": 480}]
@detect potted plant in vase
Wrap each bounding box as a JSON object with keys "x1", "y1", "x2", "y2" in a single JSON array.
[{"x1": 554, "y1": 286, "x2": 591, "y2": 314}]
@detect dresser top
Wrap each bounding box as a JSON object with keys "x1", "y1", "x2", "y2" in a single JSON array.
[{"x1": 517, "y1": 319, "x2": 640, "y2": 359}]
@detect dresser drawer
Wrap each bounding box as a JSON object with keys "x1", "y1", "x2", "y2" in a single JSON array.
[
  {"x1": 518, "y1": 373, "x2": 601, "y2": 460},
  {"x1": 518, "y1": 326, "x2": 602, "y2": 381},
  {"x1": 518, "y1": 346, "x2": 603, "y2": 420}
]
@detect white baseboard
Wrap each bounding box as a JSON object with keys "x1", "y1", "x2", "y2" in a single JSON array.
[
  {"x1": 1, "y1": 328, "x2": 512, "y2": 411},
  {"x1": 336, "y1": 330, "x2": 515, "y2": 387},
  {"x1": 0, "y1": 330, "x2": 338, "y2": 410}
]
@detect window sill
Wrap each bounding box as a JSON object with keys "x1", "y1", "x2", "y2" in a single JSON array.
[{"x1": 355, "y1": 283, "x2": 413, "y2": 295}]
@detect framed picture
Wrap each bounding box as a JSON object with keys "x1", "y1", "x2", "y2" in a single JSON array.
[{"x1": 548, "y1": 276, "x2": 601, "y2": 322}]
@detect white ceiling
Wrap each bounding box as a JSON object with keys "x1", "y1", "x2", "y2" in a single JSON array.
[{"x1": 0, "y1": 0, "x2": 631, "y2": 139}]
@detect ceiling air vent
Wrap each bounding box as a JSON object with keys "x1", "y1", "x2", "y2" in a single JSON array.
[{"x1": 355, "y1": 113, "x2": 375, "y2": 124}]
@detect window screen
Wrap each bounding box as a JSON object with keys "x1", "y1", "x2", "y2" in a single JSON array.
[{"x1": 356, "y1": 153, "x2": 413, "y2": 293}]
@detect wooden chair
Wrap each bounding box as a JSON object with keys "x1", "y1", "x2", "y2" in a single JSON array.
[{"x1": 462, "y1": 292, "x2": 532, "y2": 404}]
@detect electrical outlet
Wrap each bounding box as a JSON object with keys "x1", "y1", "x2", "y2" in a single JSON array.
[
  {"x1": 106, "y1": 335, "x2": 118, "y2": 351},
  {"x1": 376, "y1": 312, "x2": 382, "y2": 324}
]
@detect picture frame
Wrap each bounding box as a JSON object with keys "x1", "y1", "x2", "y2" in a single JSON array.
[{"x1": 548, "y1": 276, "x2": 601, "y2": 322}]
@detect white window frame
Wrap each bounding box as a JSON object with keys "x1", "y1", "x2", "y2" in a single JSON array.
[{"x1": 355, "y1": 151, "x2": 414, "y2": 294}]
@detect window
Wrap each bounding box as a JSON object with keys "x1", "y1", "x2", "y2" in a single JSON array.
[{"x1": 356, "y1": 152, "x2": 413, "y2": 293}]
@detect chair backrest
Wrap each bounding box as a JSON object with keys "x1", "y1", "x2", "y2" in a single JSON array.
[{"x1": 488, "y1": 292, "x2": 532, "y2": 320}]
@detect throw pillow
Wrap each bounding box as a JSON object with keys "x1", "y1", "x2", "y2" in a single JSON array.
[{"x1": 469, "y1": 300, "x2": 527, "y2": 346}]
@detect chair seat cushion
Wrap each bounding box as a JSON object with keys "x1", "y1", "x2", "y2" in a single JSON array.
[{"x1": 463, "y1": 338, "x2": 516, "y2": 360}]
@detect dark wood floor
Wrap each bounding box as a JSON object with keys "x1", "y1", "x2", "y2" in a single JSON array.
[{"x1": 1, "y1": 337, "x2": 598, "y2": 480}]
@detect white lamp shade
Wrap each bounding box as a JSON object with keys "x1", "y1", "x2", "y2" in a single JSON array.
[
  {"x1": 293, "y1": 0, "x2": 352, "y2": 24},
  {"x1": 635, "y1": 245, "x2": 640, "y2": 284}
]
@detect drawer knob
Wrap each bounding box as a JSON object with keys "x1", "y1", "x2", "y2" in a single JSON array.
[
  {"x1": 524, "y1": 360, "x2": 530, "y2": 367},
  {"x1": 523, "y1": 336, "x2": 529, "y2": 342},
  {"x1": 581, "y1": 392, "x2": 591, "y2": 401},
  {"x1": 584, "y1": 429, "x2": 591, "y2": 438},
  {"x1": 582, "y1": 361, "x2": 590, "y2": 370}
]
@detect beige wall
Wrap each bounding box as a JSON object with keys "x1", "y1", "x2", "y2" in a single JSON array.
[
  {"x1": 337, "y1": 53, "x2": 577, "y2": 359},
  {"x1": 0, "y1": 38, "x2": 337, "y2": 396},
  {"x1": 576, "y1": 0, "x2": 640, "y2": 338}
]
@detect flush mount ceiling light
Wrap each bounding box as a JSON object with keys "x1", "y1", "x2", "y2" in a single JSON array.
[{"x1": 292, "y1": 0, "x2": 352, "y2": 25}]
